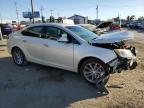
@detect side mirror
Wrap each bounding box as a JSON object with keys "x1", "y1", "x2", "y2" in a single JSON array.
[{"x1": 58, "y1": 34, "x2": 69, "y2": 43}]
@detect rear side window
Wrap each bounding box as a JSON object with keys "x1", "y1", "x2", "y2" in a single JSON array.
[{"x1": 21, "y1": 26, "x2": 44, "y2": 38}]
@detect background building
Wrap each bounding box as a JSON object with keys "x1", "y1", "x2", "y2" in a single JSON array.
[{"x1": 68, "y1": 14, "x2": 88, "y2": 24}]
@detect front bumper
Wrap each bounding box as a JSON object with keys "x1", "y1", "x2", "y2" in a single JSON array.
[{"x1": 108, "y1": 48, "x2": 137, "y2": 73}]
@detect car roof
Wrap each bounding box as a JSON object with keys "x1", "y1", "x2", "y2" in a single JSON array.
[{"x1": 27, "y1": 23, "x2": 77, "y2": 28}]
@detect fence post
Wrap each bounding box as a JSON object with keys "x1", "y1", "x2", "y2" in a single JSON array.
[{"x1": 0, "y1": 27, "x2": 3, "y2": 40}]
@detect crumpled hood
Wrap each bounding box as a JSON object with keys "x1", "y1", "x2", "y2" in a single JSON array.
[{"x1": 92, "y1": 31, "x2": 134, "y2": 44}]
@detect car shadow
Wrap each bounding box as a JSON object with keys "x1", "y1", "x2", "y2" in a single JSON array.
[{"x1": 0, "y1": 57, "x2": 109, "y2": 108}]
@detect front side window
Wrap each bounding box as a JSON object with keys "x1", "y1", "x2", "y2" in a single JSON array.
[
  {"x1": 43, "y1": 27, "x2": 62, "y2": 40},
  {"x1": 66, "y1": 26, "x2": 98, "y2": 42},
  {"x1": 43, "y1": 26, "x2": 79, "y2": 44},
  {"x1": 21, "y1": 26, "x2": 44, "y2": 38}
]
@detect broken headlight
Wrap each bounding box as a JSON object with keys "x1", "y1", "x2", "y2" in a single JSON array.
[{"x1": 114, "y1": 49, "x2": 135, "y2": 59}]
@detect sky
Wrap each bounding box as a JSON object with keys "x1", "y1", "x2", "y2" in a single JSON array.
[{"x1": 0, "y1": 0, "x2": 144, "y2": 23}]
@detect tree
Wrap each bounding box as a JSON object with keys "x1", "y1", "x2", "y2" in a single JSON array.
[
  {"x1": 127, "y1": 15, "x2": 135, "y2": 21},
  {"x1": 127, "y1": 16, "x2": 130, "y2": 21},
  {"x1": 130, "y1": 15, "x2": 135, "y2": 21},
  {"x1": 138, "y1": 16, "x2": 144, "y2": 21}
]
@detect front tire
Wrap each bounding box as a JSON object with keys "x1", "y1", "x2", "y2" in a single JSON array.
[
  {"x1": 12, "y1": 48, "x2": 28, "y2": 66},
  {"x1": 80, "y1": 58, "x2": 110, "y2": 86}
]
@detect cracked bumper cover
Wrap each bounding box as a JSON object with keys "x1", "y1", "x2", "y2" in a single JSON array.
[{"x1": 107, "y1": 49, "x2": 137, "y2": 73}]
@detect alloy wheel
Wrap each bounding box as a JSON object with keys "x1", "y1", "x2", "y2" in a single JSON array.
[
  {"x1": 83, "y1": 62, "x2": 106, "y2": 84},
  {"x1": 12, "y1": 49, "x2": 24, "y2": 65}
]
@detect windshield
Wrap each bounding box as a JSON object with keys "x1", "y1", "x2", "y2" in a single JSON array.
[{"x1": 66, "y1": 26, "x2": 98, "y2": 42}]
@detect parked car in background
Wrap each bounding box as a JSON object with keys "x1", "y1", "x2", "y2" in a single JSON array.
[
  {"x1": 124, "y1": 23, "x2": 131, "y2": 28},
  {"x1": 0, "y1": 24, "x2": 12, "y2": 36},
  {"x1": 13, "y1": 24, "x2": 26, "y2": 31},
  {"x1": 122, "y1": 22, "x2": 144, "y2": 30},
  {"x1": 128, "y1": 23, "x2": 135, "y2": 29},
  {"x1": 110, "y1": 23, "x2": 121, "y2": 30},
  {"x1": 123, "y1": 22, "x2": 135, "y2": 29},
  {"x1": 79, "y1": 21, "x2": 121, "y2": 35},
  {"x1": 95, "y1": 21, "x2": 112, "y2": 35},
  {"x1": 79, "y1": 22, "x2": 112, "y2": 35},
  {"x1": 134, "y1": 23, "x2": 144, "y2": 29},
  {"x1": 7, "y1": 23, "x2": 137, "y2": 86}
]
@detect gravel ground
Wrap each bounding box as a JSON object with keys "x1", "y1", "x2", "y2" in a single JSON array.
[{"x1": 0, "y1": 30, "x2": 144, "y2": 108}]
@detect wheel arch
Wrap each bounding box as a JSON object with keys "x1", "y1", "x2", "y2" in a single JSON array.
[
  {"x1": 11, "y1": 46, "x2": 27, "y2": 59},
  {"x1": 11, "y1": 46, "x2": 22, "y2": 54},
  {"x1": 11, "y1": 46, "x2": 28, "y2": 66},
  {"x1": 78, "y1": 56, "x2": 106, "y2": 73}
]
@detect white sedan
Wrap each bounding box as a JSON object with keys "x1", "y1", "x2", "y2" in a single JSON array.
[{"x1": 7, "y1": 23, "x2": 137, "y2": 86}]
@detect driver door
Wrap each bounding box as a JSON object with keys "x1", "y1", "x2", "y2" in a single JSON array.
[{"x1": 43, "y1": 26, "x2": 74, "y2": 70}]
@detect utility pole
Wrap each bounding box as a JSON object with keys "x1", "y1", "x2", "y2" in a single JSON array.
[
  {"x1": 40, "y1": 6, "x2": 44, "y2": 17},
  {"x1": 31, "y1": 0, "x2": 35, "y2": 23},
  {"x1": 15, "y1": 2, "x2": 19, "y2": 24},
  {"x1": 50, "y1": 10, "x2": 54, "y2": 16},
  {"x1": 118, "y1": 13, "x2": 121, "y2": 27},
  {"x1": 41, "y1": 6, "x2": 45, "y2": 23},
  {"x1": 96, "y1": 5, "x2": 98, "y2": 19}
]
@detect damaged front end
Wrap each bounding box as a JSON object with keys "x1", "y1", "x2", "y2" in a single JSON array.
[
  {"x1": 91, "y1": 31, "x2": 137, "y2": 73},
  {"x1": 108, "y1": 47, "x2": 137, "y2": 73},
  {"x1": 92, "y1": 41, "x2": 137, "y2": 73}
]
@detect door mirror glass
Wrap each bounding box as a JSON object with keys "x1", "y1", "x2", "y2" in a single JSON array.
[{"x1": 58, "y1": 34, "x2": 68, "y2": 42}]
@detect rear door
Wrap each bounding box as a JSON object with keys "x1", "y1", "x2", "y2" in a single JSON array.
[{"x1": 21, "y1": 26, "x2": 46, "y2": 63}]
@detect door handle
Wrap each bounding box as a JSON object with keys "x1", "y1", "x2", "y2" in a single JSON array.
[
  {"x1": 22, "y1": 40, "x2": 27, "y2": 43},
  {"x1": 43, "y1": 44, "x2": 49, "y2": 47}
]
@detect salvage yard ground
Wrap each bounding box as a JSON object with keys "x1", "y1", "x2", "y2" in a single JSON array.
[{"x1": 0, "y1": 30, "x2": 144, "y2": 108}]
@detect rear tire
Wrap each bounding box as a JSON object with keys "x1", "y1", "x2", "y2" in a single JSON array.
[
  {"x1": 80, "y1": 58, "x2": 110, "y2": 86},
  {"x1": 12, "y1": 48, "x2": 28, "y2": 66}
]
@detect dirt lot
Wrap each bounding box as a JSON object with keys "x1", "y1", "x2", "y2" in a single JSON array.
[{"x1": 0, "y1": 30, "x2": 144, "y2": 108}]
